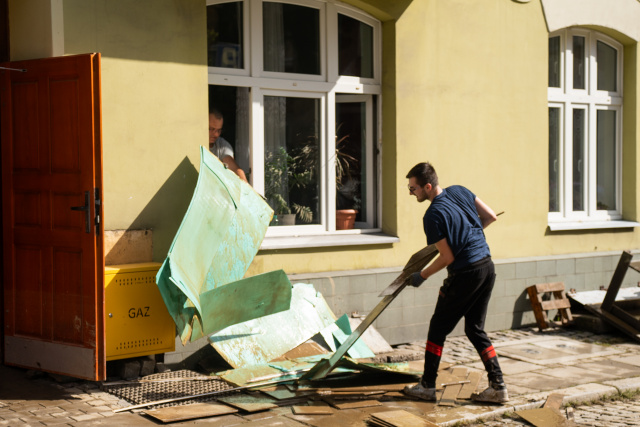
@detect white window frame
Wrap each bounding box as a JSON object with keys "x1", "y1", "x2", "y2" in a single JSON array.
[
  {"x1": 548, "y1": 29, "x2": 624, "y2": 226},
  {"x1": 206, "y1": 0, "x2": 251, "y2": 77},
  {"x1": 207, "y1": 0, "x2": 386, "y2": 242},
  {"x1": 335, "y1": 94, "x2": 376, "y2": 229}
]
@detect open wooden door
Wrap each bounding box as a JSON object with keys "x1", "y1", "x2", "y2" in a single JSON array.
[{"x1": 0, "y1": 54, "x2": 104, "y2": 380}]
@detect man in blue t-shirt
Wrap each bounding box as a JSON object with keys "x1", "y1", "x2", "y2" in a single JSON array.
[{"x1": 403, "y1": 162, "x2": 508, "y2": 404}]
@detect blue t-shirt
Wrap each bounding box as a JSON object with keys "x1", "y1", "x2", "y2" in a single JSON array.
[{"x1": 423, "y1": 185, "x2": 491, "y2": 271}]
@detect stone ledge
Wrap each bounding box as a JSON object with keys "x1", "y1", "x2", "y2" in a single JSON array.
[{"x1": 603, "y1": 376, "x2": 640, "y2": 393}]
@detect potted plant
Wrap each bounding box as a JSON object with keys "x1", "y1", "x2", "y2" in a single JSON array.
[{"x1": 264, "y1": 147, "x2": 313, "y2": 226}]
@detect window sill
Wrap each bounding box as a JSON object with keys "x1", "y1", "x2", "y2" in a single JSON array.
[
  {"x1": 548, "y1": 220, "x2": 640, "y2": 231},
  {"x1": 259, "y1": 231, "x2": 399, "y2": 250}
]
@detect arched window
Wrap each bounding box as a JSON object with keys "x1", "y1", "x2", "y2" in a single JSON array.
[
  {"x1": 548, "y1": 29, "x2": 622, "y2": 225},
  {"x1": 207, "y1": 0, "x2": 381, "y2": 238}
]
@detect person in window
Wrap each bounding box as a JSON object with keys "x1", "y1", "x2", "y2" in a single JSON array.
[
  {"x1": 403, "y1": 162, "x2": 508, "y2": 404},
  {"x1": 209, "y1": 109, "x2": 248, "y2": 183}
]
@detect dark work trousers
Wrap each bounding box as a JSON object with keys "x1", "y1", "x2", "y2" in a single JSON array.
[{"x1": 421, "y1": 257, "x2": 503, "y2": 388}]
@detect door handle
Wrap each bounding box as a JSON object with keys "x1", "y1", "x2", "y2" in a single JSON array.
[{"x1": 70, "y1": 191, "x2": 91, "y2": 234}]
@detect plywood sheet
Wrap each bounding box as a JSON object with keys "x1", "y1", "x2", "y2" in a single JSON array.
[
  {"x1": 217, "y1": 393, "x2": 277, "y2": 412},
  {"x1": 143, "y1": 402, "x2": 237, "y2": 423},
  {"x1": 210, "y1": 283, "x2": 336, "y2": 368},
  {"x1": 438, "y1": 383, "x2": 462, "y2": 406},
  {"x1": 515, "y1": 407, "x2": 574, "y2": 426},
  {"x1": 543, "y1": 393, "x2": 566, "y2": 409},
  {"x1": 331, "y1": 399, "x2": 382, "y2": 409},
  {"x1": 458, "y1": 371, "x2": 483, "y2": 400},
  {"x1": 292, "y1": 404, "x2": 334, "y2": 415},
  {"x1": 370, "y1": 409, "x2": 439, "y2": 427},
  {"x1": 156, "y1": 147, "x2": 277, "y2": 345}
]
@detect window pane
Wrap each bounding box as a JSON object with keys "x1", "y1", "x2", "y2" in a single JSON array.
[
  {"x1": 597, "y1": 41, "x2": 617, "y2": 91},
  {"x1": 572, "y1": 109, "x2": 585, "y2": 211},
  {"x1": 336, "y1": 102, "x2": 367, "y2": 223},
  {"x1": 572, "y1": 36, "x2": 585, "y2": 90},
  {"x1": 549, "y1": 107, "x2": 561, "y2": 212},
  {"x1": 597, "y1": 110, "x2": 616, "y2": 210},
  {"x1": 208, "y1": 85, "x2": 251, "y2": 180},
  {"x1": 207, "y1": 2, "x2": 243, "y2": 69},
  {"x1": 549, "y1": 36, "x2": 561, "y2": 88},
  {"x1": 338, "y1": 14, "x2": 373, "y2": 78},
  {"x1": 264, "y1": 96, "x2": 320, "y2": 225},
  {"x1": 263, "y1": 3, "x2": 320, "y2": 75}
]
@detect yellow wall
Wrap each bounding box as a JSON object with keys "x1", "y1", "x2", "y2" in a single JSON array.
[
  {"x1": 8, "y1": 0, "x2": 63, "y2": 60},
  {"x1": 62, "y1": 0, "x2": 206, "y2": 260}
]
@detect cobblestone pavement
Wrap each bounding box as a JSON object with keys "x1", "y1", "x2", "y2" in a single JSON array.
[
  {"x1": 476, "y1": 395, "x2": 640, "y2": 426},
  {"x1": 401, "y1": 326, "x2": 626, "y2": 365},
  {"x1": 2, "y1": 326, "x2": 640, "y2": 426}
]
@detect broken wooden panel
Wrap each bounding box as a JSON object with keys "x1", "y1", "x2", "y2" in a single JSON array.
[
  {"x1": 217, "y1": 393, "x2": 277, "y2": 412},
  {"x1": 199, "y1": 270, "x2": 292, "y2": 336},
  {"x1": 336, "y1": 357, "x2": 422, "y2": 377},
  {"x1": 157, "y1": 147, "x2": 280, "y2": 344},
  {"x1": 379, "y1": 245, "x2": 439, "y2": 297},
  {"x1": 271, "y1": 341, "x2": 329, "y2": 362},
  {"x1": 458, "y1": 371, "x2": 482, "y2": 400},
  {"x1": 143, "y1": 402, "x2": 238, "y2": 423},
  {"x1": 369, "y1": 409, "x2": 439, "y2": 427},
  {"x1": 348, "y1": 317, "x2": 394, "y2": 354},
  {"x1": 543, "y1": 393, "x2": 566, "y2": 409},
  {"x1": 329, "y1": 399, "x2": 382, "y2": 409},
  {"x1": 303, "y1": 245, "x2": 438, "y2": 380},
  {"x1": 326, "y1": 314, "x2": 375, "y2": 359},
  {"x1": 217, "y1": 357, "x2": 326, "y2": 386},
  {"x1": 574, "y1": 251, "x2": 640, "y2": 343},
  {"x1": 209, "y1": 283, "x2": 336, "y2": 368},
  {"x1": 515, "y1": 407, "x2": 574, "y2": 427},
  {"x1": 437, "y1": 383, "x2": 462, "y2": 406},
  {"x1": 292, "y1": 404, "x2": 334, "y2": 415},
  {"x1": 601, "y1": 251, "x2": 634, "y2": 311}
]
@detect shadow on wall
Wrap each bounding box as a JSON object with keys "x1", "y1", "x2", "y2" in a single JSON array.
[
  {"x1": 106, "y1": 157, "x2": 198, "y2": 264},
  {"x1": 511, "y1": 289, "x2": 536, "y2": 329}
]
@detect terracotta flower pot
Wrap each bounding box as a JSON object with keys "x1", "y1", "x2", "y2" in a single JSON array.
[{"x1": 336, "y1": 209, "x2": 357, "y2": 230}]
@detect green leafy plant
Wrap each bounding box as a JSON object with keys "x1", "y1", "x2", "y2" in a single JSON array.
[{"x1": 264, "y1": 147, "x2": 314, "y2": 223}]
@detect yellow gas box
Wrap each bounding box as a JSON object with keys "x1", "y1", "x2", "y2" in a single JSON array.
[{"x1": 105, "y1": 263, "x2": 175, "y2": 361}]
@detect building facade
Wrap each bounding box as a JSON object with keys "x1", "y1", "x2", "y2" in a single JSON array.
[{"x1": 4, "y1": 0, "x2": 640, "y2": 367}]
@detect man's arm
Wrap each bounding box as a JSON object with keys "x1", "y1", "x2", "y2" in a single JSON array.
[
  {"x1": 475, "y1": 197, "x2": 497, "y2": 229},
  {"x1": 419, "y1": 237, "x2": 454, "y2": 281},
  {"x1": 221, "y1": 155, "x2": 248, "y2": 183}
]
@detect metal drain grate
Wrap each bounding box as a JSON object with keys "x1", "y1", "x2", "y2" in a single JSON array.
[{"x1": 102, "y1": 369, "x2": 237, "y2": 409}]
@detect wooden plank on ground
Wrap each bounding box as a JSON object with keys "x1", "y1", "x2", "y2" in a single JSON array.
[
  {"x1": 438, "y1": 383, "x2": 462, "y2": 406},
  {"x1": 451, "y1": 367, "x2": 468, "y2": 378},
  {"x1": 217, "y1": 393, "x2": 277, "y2": 412},
  {"x1": 143, "y1": 402, "x2": 237, "y2": 423},
  {"x1": 292, "y1": 404, "x2": 334, "y2": 415},
  {"x1": 515, "y1": 407, "x2": 575, "y2": 426},
  {"x1": 369, "y1": 410, "x2": 439, "y2": 427},
  {"x1": 543, "y1": 393, "x2": 566, "y2": 409},
  {"x1": 458, "y1": 371, "x2": 483, "y2": 400},
  {"x1": 331, "y1": 399, "x2": 382, "y2": 410},
  {"x1": 262, "y1": 386, "x2": 297, "y2": 400}
]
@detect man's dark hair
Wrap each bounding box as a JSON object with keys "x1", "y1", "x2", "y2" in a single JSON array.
[
  {"x1": 209, "y1": 108, "x2": 223, "y2": 119},
  {"x1": 406, "y1": 162, "x2": 439, "y2": 187}
]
